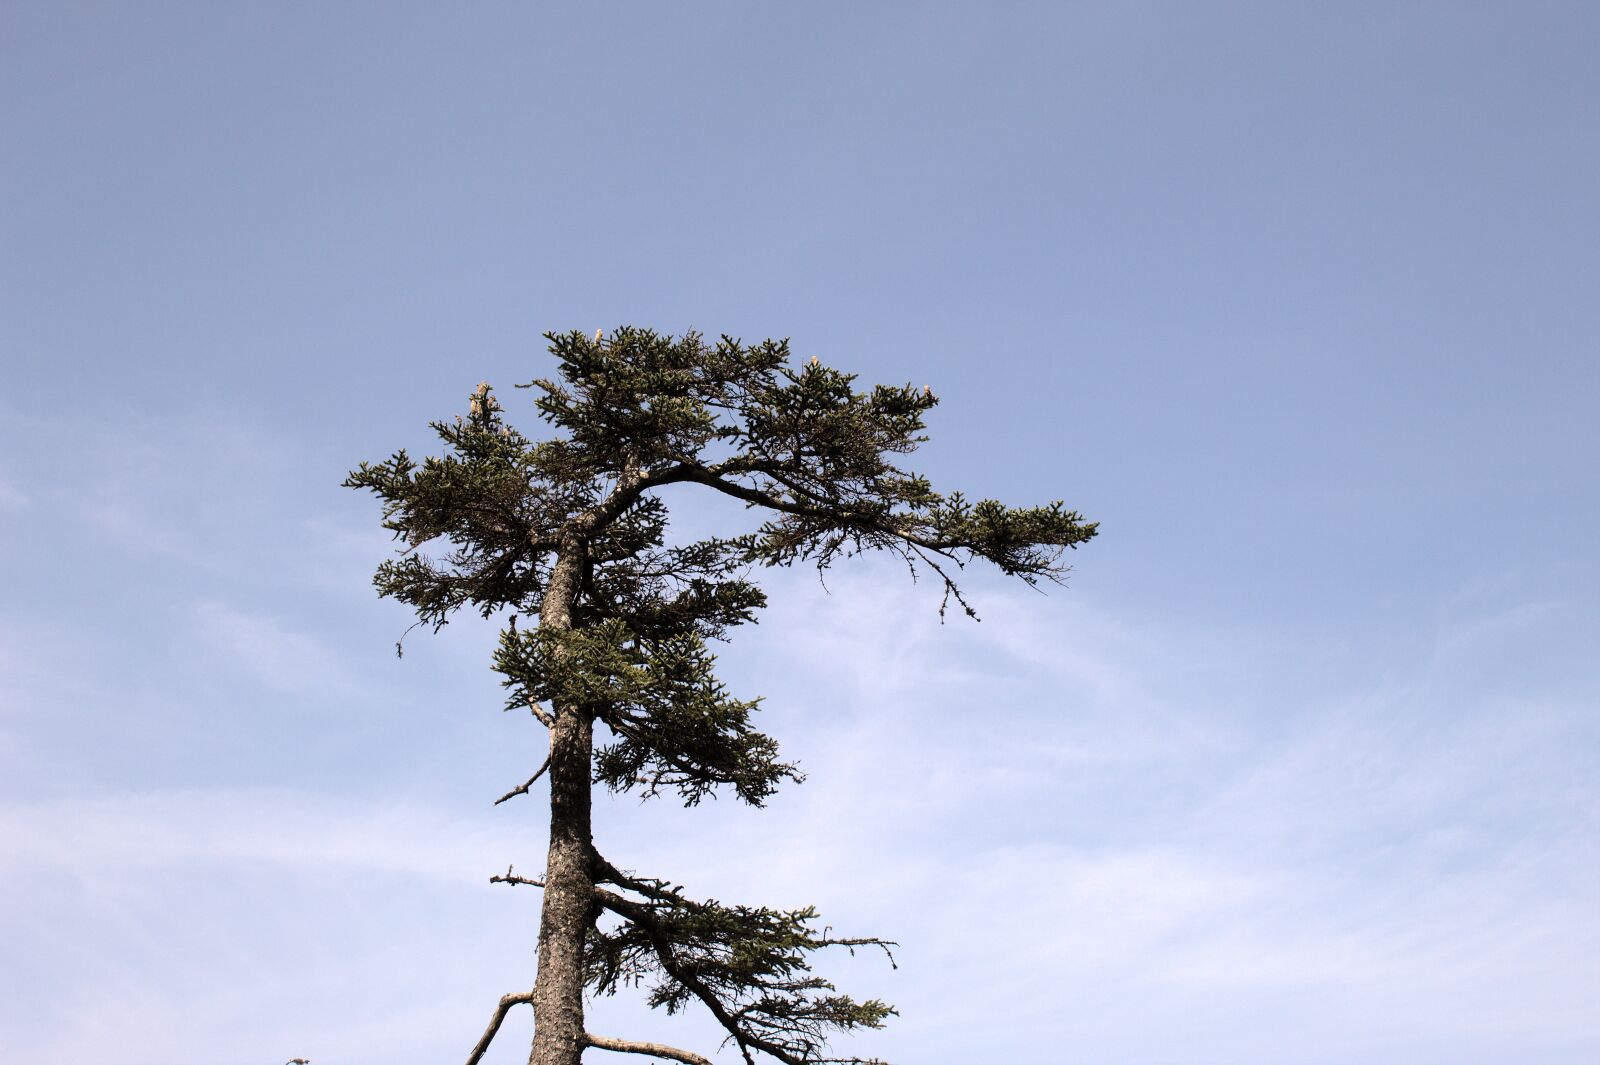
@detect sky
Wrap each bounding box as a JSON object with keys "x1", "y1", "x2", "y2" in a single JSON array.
[{"x1": 1, "y1": 3, "x2": 1597, "y2": 1063}]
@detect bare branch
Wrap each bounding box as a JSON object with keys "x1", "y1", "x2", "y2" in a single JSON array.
[
  {"x1": 464, "y1": 991, "x2": 533, "y2": 1065},
  {"x1": 493, "y1": 755, "x2": 551, "y2": 805},
  {"x1": 817, "y1": 936, "x2": 898, "y2": 969},
  {"x1": 527, "y1": 696, "x2": 555, "y2": 728},
  {"x1": 490, "y1": 864, "x2": 546, "y2": 889},
  {"x1": 585, "y1": 1032, "x2": 713, "y2": 1065},
  {"x1": 905, "y1": 542, "x2": 978, "y2": 623}
]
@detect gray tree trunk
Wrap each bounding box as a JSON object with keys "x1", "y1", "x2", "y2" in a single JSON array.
[{"x1": 528, "y1": 547, "x2": 593, "y2": 1065}]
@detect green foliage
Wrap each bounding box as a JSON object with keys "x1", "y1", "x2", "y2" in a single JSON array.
[
  {"x1": 343, "y1": 383, "x2": 569, "y2": 629},
  {"x1": 588, "y1": 861, "x2": 898, "y2": 1065},
  {"x1": 495, "y1": 618, "x2": 797, "y2": 807},
  {"x1": 346, "y1": 328, "x2": 1096, "y2": 626}
]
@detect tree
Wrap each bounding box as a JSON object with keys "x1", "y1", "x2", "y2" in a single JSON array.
[{"x1": 345, "y1": 328, "x2": 1097, "y2": 1065}]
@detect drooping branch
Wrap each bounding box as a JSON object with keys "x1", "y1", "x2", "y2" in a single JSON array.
[
  {"x1": 896, "y1": 539, "x2": 978, "y2": 622},
  {"x1": 652, "y1": 462, "x2": 1091, "y2": 618},
  {"x1": 464, "y1": 991, "x2": 533, "y2": 1065},
  {"x1": 589, "y1": 882, "x2": 765, "y2": 1065},
  {"x1": 586, "y1": 852, "x2": 898, "y2": 1065},
  {"x1": 585, "y1": 1031, "x2": 713, "y2": 1065}
]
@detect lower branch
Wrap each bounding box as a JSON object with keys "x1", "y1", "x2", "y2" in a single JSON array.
[
  {"x1": 591, "y1": 884, "x2": 771, "y2": 1065},
  {"x1": 586, "y1": 1031, "x2": 713, "y2": 1065},
  {"x1": 464, "y1": 991, "x2": 533, "y2": 1065},
  {"x1": 587, "y1": 853, "x2": 897, "y2": 1065}
]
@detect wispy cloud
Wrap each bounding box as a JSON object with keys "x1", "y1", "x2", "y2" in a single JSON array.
[
  {"x1": 190, "y1": 601, "x2": 356, "y2": 698},
  {"x1": 0, "y1": 788, "x2": 535, "y2": 1065},
  {"x1": 2, "y1": 422, "x2": 1595, "y2": 1063},
  {"x1": 3, "y1": 400, "x2": 377, "y2": 589},
  {"x1": 1, "y1": 786, "x2": 514, "y2": 880},
  {"x1": 582, "y1": 561, "x2": 1600, "y2": 1064}
]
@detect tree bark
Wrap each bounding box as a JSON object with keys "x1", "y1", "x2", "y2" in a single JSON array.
[{"x1": 528, "y1": 545, "x2": 593, "y2": 1065}]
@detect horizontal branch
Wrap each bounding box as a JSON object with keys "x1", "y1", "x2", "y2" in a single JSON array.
[
  {"x1": 591, "y1": 851, "x2": 683, "y2": 905},
  {"x1": 816, "y1": 936, "x2": 899, "y2": 969},
  {"x1": 490, "y1": 865, "x2": 545, "y2": 889},
  {"x1": 493, "y1": 755, "x2": 551, "y2": 805},
  {"x1": 586, "y1": 1031, "x2": 713, "y2": 1065},
  {"x1": 666, "y1": 465, "x2": 996, "y2": 573}
]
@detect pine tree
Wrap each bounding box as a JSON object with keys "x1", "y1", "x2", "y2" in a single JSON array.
[{"x1": 345, "y1": 329, "x2": 1097, "y2": 1065}]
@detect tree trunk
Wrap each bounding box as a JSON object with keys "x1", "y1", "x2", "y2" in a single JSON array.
[{"x1": 528, "y1": 547, "x2": 593, "y2": 1065}]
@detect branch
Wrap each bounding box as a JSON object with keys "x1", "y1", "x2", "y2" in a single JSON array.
[
  {"x1": 493, "y1": 755, "x2": 551, "y2": 805},
  {"x1": 464, "y1": 991, "x2": 533, "y2": 1065},
  {"x1": 586, "y1": 1032, "x2": 713, "y2": 1065},
  {"x1": 672, "y1": 465, "x2": 857, "y2": 528},
  {"x1": 527, "y1": 696, "x2": 555, "y2": 728},
  {"x1": 591, "y1": 851, "x2": 686, "y2": 905},
  {"x1": 902, "y1": 541, "x2": 977, "y2": 622},
  {"x1": 592, "y1": 883, "x2": 796, "y2": 1065},
  {"x1": 490, "y1": 865, "x2": 546, "y2": 889},
  {"x1": 588, "y1": 851, "x2": 896, "y2": 1063},
  {"x1": 591, "y1": 885, "x2": 760, "y2": 1063},
  {"x1": 506, "y1": 619, "x2": 556, "y2": 726},
  {"x1": 816, "y1": 936, "x2": 899, "y2": 969},
  {"x1": 667, "y1": 464, "x2": 980, "y2": 562},
  {"x1": 562, "y1": 447, "x2": 648, "y2": 540}
]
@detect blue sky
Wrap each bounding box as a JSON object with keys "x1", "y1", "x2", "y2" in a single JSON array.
[{"x1": 2, "y1": 4, "x2": 1596, "y2": 1063}]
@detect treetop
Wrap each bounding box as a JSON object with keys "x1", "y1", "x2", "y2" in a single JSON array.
[{"x1": 344, "y1": 327, "x2": 1097, "y2": 631}]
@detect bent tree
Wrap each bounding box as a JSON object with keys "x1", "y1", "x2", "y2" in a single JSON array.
[{"x1": 345, "y1": 329, "x2": 1096, "y2": 1065}]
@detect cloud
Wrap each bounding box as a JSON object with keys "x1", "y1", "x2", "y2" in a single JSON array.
[
  {"x1": 79, "y1": 497, "x2": 192, "y2": 556},
  {"x1": 0, "y1": 788, "x2": 537, "y2": 1065},
  {"x1": 583, "y1": 561, "x2": 1600, "y2": 1064},
  {"x1": 189, "y1": 601, "x2": 355, "y2": 698},
  {"x1": 3, "y1": 400, "x2": 376, "y2": 592},
  {"x1": 0, "y1": 787, "x2": 512, "y2": 880},
  {"x1": 1, "y1": 506, "x2": 1595, "y2": 1063}
]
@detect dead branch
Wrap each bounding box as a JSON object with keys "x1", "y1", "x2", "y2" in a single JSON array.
[
  {"x1": 493, "y1": 755, "x2": 551, "y2": 805},
  {"x1": 585, "y1": 1031, "x2": 713, "y2": 1065},
  {"x1": 464, "y1": 990, "x2": 533, "y2": 1065},
  {"x1": 816, "y1": 935, "x2": 899, "y2": 969},
  {"x1": 490, "y1": 864, "x2": 546, "y2": 889}
]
